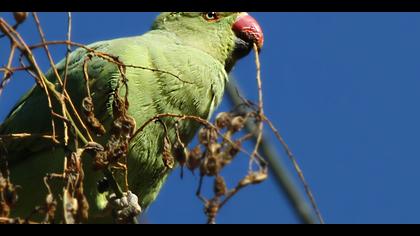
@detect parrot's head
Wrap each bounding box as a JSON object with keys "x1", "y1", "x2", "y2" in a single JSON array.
[{"x1": 152, "y1": 12, "x2": 264, "y2": 72}]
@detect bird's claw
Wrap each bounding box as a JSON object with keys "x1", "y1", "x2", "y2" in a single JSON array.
[{"x1": 108, "y1": 191, "x2": 142, "y2": 224}]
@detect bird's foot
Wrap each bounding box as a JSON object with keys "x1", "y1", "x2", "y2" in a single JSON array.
[{"x1": 107, "y1": 191, "x2": 142, "y2": 224}]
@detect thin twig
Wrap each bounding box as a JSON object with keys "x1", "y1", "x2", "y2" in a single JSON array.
[
  {"x1": 0, "y1": 17, "x2": 59, "y2": 143},
  {"x1": 219, "y1": 169, "x2": 267, "y2": 210},
  {"x1": 225, "y1": 78, "x2": 317, "y2": 224},
  {"x1": 32, "y1": 13, "x2": 64, "y2": 87},
  {"x1": 0, "y1": 217, "x2": 38, "y2": 224},
  {"x1": 264, "y1": 118, "x2": 324, "y2": 224},
  {"x1": 83, "y1": 56, "x2": 92, "y2": 98},
  {"x1": 249, "y1": 44, "x2": 264, "y2": 171},
  {"x1": 63, "y1": 12, "x2": 72, "y2": 91},
  {"x1": 1, "y1": 17, "x2": 91, "y2": 146},
  {"x1": 0, "y1": 44, "x2": 16, "y2": 96},
  {"x1": 0, "y1": 133, "x2": 56, "y2": 140},
  {"x1": 15, "y1": 18, "x2": 93, "y2": 143},
  {"x1": 253, "y1": 44, "x2": 264, "y2": 114},
  {"x1": 226, "y1": 44, "x2": 324, "y2": 224},
  {"x1": 32, "y1": 12, "x2": 70, "y2": 146},
  {"x1": 0, "y1": 66, "x2": 30, "y2": 73},
  {"x1": 62, "y1": 12, "x2": 72, "y2": 145}
]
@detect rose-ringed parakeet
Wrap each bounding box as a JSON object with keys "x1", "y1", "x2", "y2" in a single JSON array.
[{"x1": 0, "y1": 12, "x2": 264, "y2": 223}]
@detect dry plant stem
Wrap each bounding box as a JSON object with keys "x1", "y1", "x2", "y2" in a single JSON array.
[
  {"x1": 0, "y1": 44, "x2": 16, "y2": 96},
  {"x1": 249, "y1": 44, "x2": 264, "y2": 171},
  {"x1": 0, "y1": 18, "x2": 59, "y2": 144},
  {"x1": 0, "y1": 18, "x2": 64, "y2": 144},
  {"x1": 32, "y1": 13, "x2": 64, "y2": 87},
  {"x1": 265, "y1": 118, "x2": 324, "y2": 224},
  {"x1": 253, "y1": 44, "x2": 264, "y2": 113},
  {"x1": 33, "y1": 12, "x2": 95, "y2": 144},
  {"x1": 218, "y1": 182, "x2": 246, "y2": 210},
  {"x1": 9, "y1": 20, "x2": 91, "y2": 144},
  {"x1": 0, "y1": 14, "x2": 132, "y2": 223},
  {"x1": 0, "y1": 217, "x2": 38, "y2": 224},
  {"x1": 83, "y1": 57, "x2": 92, "y2": 98},
  {"x1": 1, "y1": 17, "x2": 94, "y2": 143},
  {"x1": 63, "y1": 94, "x2": 94, "y2": 142},
  {"x1": 228, "y1": 44, "x2": 324, "y2": 224},
  {"x1": 0, "y1": 133, "x2": 55, "y2": 140},
  {"x1": 65, "y1": 113, "x2": 88, "y2": 145},
  {"x1": 0, "y1": 67, "x2": 30, "y2": 73},
  {"x1": 226, "y1": 79, "x2": 317, "y2": 224},
  {"x1": 61, "y1": 12, "x2": 72, "y2": 146},
  {"x1": 63, "y1": 12, "x2": 72, "y2": 91},
  {"x1": 32, "y1": 12, "x2": 70, "y2": 146},
  {"x1": 17, "y1": 55, "x2": 38, "y2": 79},
  {"x1": 1, "y1": 15, "x2": 94, "y2": 223}
]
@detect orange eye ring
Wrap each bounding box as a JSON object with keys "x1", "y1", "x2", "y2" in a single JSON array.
[{"x1": 203, "y1": 12, "x2": 219, "y2": 22}]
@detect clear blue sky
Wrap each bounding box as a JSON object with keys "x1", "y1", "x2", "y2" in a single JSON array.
[{"x1": 2, "y1": 12, "x2": 420, "y2": 224}]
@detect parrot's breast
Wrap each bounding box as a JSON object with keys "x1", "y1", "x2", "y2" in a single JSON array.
[{"x1": 103, "y1": 34, "x2": 228, "y2": 209}]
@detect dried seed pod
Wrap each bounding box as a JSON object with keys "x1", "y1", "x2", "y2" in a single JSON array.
[
  {"x1": 198, "y1": 127, "x2": 209, "y2": 145},
  {"x1": 121, "y1": 116, "x2": 136, "y2": 139},
  {"x1": 82, "y1": 97, "x2": 106, "y2": 136},
  {"x1": 162, "y1": 137, "x2": 174, "y2": 169},
  {"x1": 252, "y1": 170, "x2": 268, "y2": 184},
  {"x1": 84, "y1": 142, "x2": 105, "y2": 152},
  {"x1": 187, "y1": 146, "x2": 202, "y2": 171},
  {"x1": 227, "y1": 140, "x2": 241, "y2": 157},
  {"x1": 215, "y1": 112, "x2": 232, "y2": 129},
  {"x1": 111, "y1": 118, "x2": 123, "y2": 136},
  {"x1": 82, "y1": 97, "x2": 94, "y2": 112},
  {"x1": 204, "y1": 156, "x2": 220, "y2": 176},
  {"x1": 198, "y1": 127, "x2": 218, "y2": 146},
  {"x1": 112, "y1": 96, "x2": 126, "y2": 118},
  {"x1": 13, "y1": 12, "x2": 27, "y2": 24},
  {"x1": 218, "y1": 152, "x2": 231, "y2": 167},
  {"x1": 174, "y1": 144, "x2": 188, "y2": 167},
  {"x1": 199, "y1": 159, "x2": 208, "y2": 176},
  {"x1": 214, "y1": 175, "x2": 227, "y2": 197},
  {"x1": 108, "y1": 143, "x2": 126, "y2": 162},
  {"x1": 208, "y1": 128, "x2": 218, "y2": 144},
  {"x1": 238, "y1": 171, "x2": 268, "y2": 187},
  {"x1": 92, "y1": 151, "x2": 108, "y2": 170},
  {"x1": 208, "y1": 143, "x2": 221, "y2": 156},
  {"x1": 230, "y1": 116, "x2": 246, "y2": 132}
]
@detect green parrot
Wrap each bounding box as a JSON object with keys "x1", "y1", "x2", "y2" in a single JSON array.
[{"x1": 0, "y1": 12, "x2": 264, "y2": 223}]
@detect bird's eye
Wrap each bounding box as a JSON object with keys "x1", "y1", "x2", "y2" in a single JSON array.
[{"x1": 203, "y1": 12, "x2": 219, "y2": 21}]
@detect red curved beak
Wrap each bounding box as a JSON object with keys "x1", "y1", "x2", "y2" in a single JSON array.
[{"x1": 232, "y1": 13, "x2": 264, "y2": 50}]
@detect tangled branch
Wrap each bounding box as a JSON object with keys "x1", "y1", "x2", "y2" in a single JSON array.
[{"x1": 0, "y1": 12, "x2": 323, "y2": 224}]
